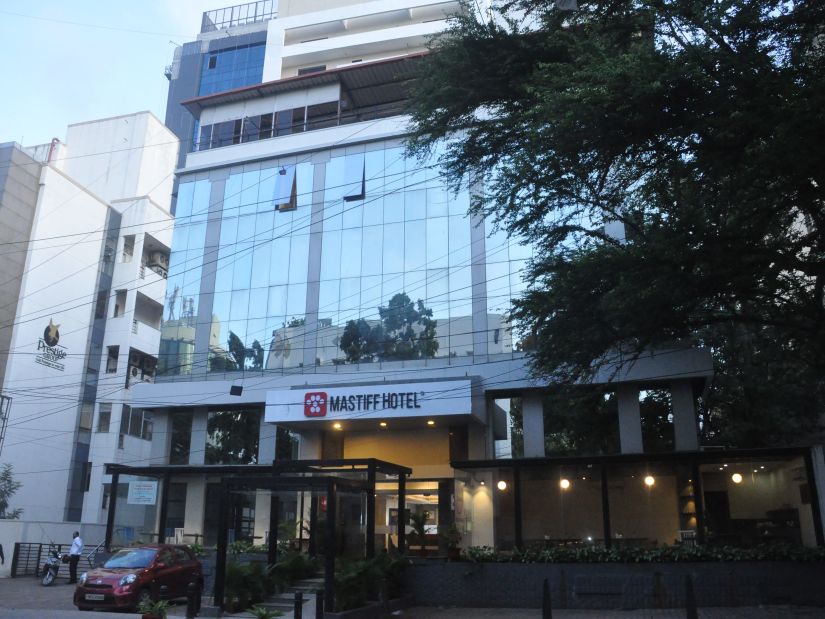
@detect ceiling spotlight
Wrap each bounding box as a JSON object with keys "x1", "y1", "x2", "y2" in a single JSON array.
[
  {"x1": 760, "y1": 466, "x2": 765, "y2": 470},
  {"x1": 644, "y1": 476, "x2": 655, "y2": 487},
  {"x1": 333, "y1": 422, "x2": 342, "y2": 430},
  {"x1": 379, "y1": 421, "x2": 387, "y2": 428},
  {"x1": 560, "y1": 478, "x2": 571, "y2": 490},
  {"x1": 479, "y1": 480, "x2": 485, "y2": 486},
  {"x1": 497, "y1": 480, "x2": 507, "y2": 491},
  {"x1": 731, "y1": 473, "x2": 743, "y2": 484},
  {"x1": 426, "y1": 420, "x2": 435, "y2": 426}
]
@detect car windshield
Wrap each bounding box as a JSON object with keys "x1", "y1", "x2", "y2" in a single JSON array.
[{"x1": 103, "y1": 548, "x2": 156, "y2": 569}]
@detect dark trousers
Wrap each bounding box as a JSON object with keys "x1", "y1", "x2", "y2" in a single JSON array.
[{"x1": 69, "y1": 555, "x2": 80, "y2": 582}]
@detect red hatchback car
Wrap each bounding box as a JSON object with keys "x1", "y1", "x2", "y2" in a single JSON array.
[{"x1": 73, "y1": 544, "x2": 203, "y2": 612}]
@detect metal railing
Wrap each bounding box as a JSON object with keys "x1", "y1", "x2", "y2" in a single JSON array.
[
  {"x1": 10, "y1": 541, "x2": 105, "y2": 578},
  {"x1": 201, "y1": 1, "x2": 277, "y2": 33}
]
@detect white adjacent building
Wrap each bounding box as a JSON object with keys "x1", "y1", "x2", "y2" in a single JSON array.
[{"x1": 0, "y1": 112, "x2": 178, "y2": 541}]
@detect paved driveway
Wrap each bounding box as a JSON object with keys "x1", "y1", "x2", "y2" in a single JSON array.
[{"x1": 0, "y1": 574, "x2": 139, "y2": 618}]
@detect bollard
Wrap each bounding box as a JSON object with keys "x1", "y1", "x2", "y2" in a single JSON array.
[
  {"x1": 685, "y1": 574, "x2": 698, "y2": 619},
  {"x1": 542, "y1": 577, "x2": 553, "y2": 619},
  {"x1": 294, "y1": 590, "x2": 303, "y2": 619},
  {"x1": 315, "y1": 589, "x2": 324, "y2": 619},
  {"x1": 186, "y1": 581, "x2": 199, "y2": 618}
]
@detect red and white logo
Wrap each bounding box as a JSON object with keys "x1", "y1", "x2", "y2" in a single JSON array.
[{"x1": 304, "y1": 392, "x2": 327, "y2": 417}]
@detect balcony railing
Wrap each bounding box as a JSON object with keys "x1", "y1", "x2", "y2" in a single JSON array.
[{"x1": 201, "y1": 1, "x2": 277, "y2": 33}]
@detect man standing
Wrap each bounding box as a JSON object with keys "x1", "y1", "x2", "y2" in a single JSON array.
[{"x1": 67, "y1": 531, "x2": 83, "y2": 584}]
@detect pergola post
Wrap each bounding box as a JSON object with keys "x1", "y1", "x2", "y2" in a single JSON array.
[
  {"x1": 105, "y1": 470, "x2": 119, "y2": 550},
  {"x1": 397, "y1": 474, "x2": 406, "y2": 554},
  {"x1": 214, "y1": 482, "x2": 229, "y2": 610},
  {"x1": 692, "y1": 458, "x2": 706, "y2": 545},
  {"x1": 268, "y1": 494, "x2": 279, "y2": 564},
  {"x1": 366, "y1": 462, "x2": 376, "y2": 558},
  {"x1": 600, "y1": 465, "x2": 612, "y2": 548},
  {"x1": 157, "y1": 472, "x2": 171, "y2": 543},
  {"x1": 308, "y1": 496, "x2": 318, "y2": 557},
  {"x1": 513, "y1": 466, "x2": 523, "y2": 549},
  {"x1": 324, "y1": 479, "x2": 337, "y2": 612}
]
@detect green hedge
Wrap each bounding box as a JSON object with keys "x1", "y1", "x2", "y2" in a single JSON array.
[
  {"x1": 334, "y1": 554, "x2": 410, "y2": 611},
  {"x1": 462, "y1": 543, "x2": 825, "y2": 564}
]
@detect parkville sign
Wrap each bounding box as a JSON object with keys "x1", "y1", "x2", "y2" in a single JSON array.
[{"x1": 265, "y1": 380, "x2": 473, "y2": 424}]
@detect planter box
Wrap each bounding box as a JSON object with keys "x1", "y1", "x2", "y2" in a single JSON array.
[
  {"x1": 403, "y1": 561, "x2": 825, "y2": 610},
  {"x1": 324, "y1": 595, "x2": 413, "y2": 619}
]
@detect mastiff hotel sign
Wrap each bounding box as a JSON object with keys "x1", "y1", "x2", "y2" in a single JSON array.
[{"x1": 265, "y1": 380, "x2": 475, "y2": 428}]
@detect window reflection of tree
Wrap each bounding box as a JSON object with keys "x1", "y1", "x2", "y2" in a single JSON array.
[
  {"x1": 339, "y1": 292, "x2": 438, "y2": 363},
  {"x1": 205, "y1": 410, "x2": 261, "y2": 465}
]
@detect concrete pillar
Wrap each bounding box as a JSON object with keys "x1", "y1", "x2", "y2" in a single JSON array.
[
  {"x1": 811, "y1": 446, "x2": 825, "y2": 546},
  {"x1": 189, "y1": 408, "x2": 208, "y2": 465},
  {"x1": 299, "y1": 430, "x2": 322, "y2": 459},
  {"x1": 670, "y1": 380, "x2": 699, "y2": 451},
  {"x1": 522, "y1": 396, "x2": 545, "y2": 457},
  {"x1": 617, "y1": 384, "x2": 644, "y2": 454},
  {"x1": 149, "y1": 409, "x2": 172, "y2": 464},
  {"x1": 259, "y1": 415, "x2": 277, "y2": 464},
  {"x1": 183, "y1": 477, "x2": 206, "y2": 540}
]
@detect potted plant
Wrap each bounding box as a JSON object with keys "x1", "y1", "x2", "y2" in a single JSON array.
[
  {"x1": 441, "y1": 523, "x2": 462, "y2": 561},
  {"x1": 409, "y1": 510, "x2": 430, "y2": 556},
  {"x1": 138, "y1": 598, "x2": 169, "y2": 619},
  {"x1": 250, "y1": 606, "x2": 284, "y2": 618}
]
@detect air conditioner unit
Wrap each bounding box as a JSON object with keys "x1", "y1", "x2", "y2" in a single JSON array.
[{"x1": 147, "y1": 251, "x2": 169, "y2": 268}]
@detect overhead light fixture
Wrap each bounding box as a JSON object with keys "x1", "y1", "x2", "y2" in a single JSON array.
[
  {"x1": 379, "y1": 421, "x2": 388, "y2": 428},
  {"x1": 731, "y1": 473, "x2": 743, "y2": 484},
  {"x1": 559, "y1": 478, "x2": 571, "y2": 490},
  {"x1": 426, "y1": 420, "x2": 435, "y2": 426},
  {"x1": 497, "y1": 480, "x2": 507, "y2": 491},
  {"x1": 479, "y1": 480, "x2": 485, "y2": 486},
  {"x1": 229, "y1": 385, "x2": 243, "y2": 396},
  {"x1": 333, "y1": 422, "x2": 342, "y2": 430},
  {"x1": 760, "y1": 466, "x2": 765, "y2": 470},
  {"x1": 644, "y1": 476, "x2": 655, "y2": 487}
]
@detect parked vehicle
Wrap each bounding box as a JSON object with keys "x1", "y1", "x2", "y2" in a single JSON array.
[
  {"x1": 40, "y1": 545, "x2": 68, "y2": 586},
  {"x1": 73, "y1": 544, "x2": 202, "y2": 612}
]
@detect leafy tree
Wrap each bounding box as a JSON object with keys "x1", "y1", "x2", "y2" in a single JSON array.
[
  {"x1": 339, "y1": 293, "x2": 439, "y2": 362},
  {"x1": 407, "y1": 0, "x2": 825, "y2": 446},
  {"x1": 0, "y1": 463, "x2": 23, "y2": 519}
]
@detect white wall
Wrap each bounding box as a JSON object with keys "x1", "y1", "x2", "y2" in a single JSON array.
[{"x1": 0, "y1": 166, "x2": 110, "y2": 522}]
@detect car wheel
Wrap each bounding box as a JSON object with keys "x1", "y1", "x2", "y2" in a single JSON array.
[{"x1": 136, "y1": 588, "x2": 153, "y2": 610}]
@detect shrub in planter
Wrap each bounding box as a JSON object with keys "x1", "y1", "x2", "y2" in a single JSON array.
[
  {"x1": 224, "y1": 561, "x2": 251, "y2": 613},
  {"x1": 334, "y1": 559, "x2": 375, "y2": 611},
  {"x1": 138, "y1": 599, "x2": 169, "y2": 619},
  {"x1": 461, "y1": 543, "x2": 825, "y2": 564}
]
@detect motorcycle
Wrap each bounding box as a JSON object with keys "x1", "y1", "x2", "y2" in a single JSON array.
[{"x1": 40, "y1": 545, "x2": 68, "y2": 586}]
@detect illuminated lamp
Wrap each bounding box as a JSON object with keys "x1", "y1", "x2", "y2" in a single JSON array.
[
  {"x1": 559, "y1": 478, "x2": 571, "y2": 490},
  {"x1": 644, "y1": 476, "x2": 655, "y2": 487},
  {"x1": 731, "y1": 473, "x2": 743, "y2": 484},
  {"x1": 497, "y1": 480, "x2": 507, "y2": 491}
]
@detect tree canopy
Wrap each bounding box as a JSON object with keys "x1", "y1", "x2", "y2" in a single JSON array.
[
  {"x1": 0, "y1": 463, "x2": 23, "y2": 519},
  {"x1": 339, "y1": 293, "x2": 439, "y2": 363},
  {"x1": 407, "y1": 0, "x2": 825, "y2": 445}
]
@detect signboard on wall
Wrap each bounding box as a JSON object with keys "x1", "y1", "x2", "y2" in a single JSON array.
[
  {"x1": 127, "y1": 481, "x2": 158, "y2": 505},
  {"x1": 265, "y1": 380, "x2": 473, "y2": 423}
]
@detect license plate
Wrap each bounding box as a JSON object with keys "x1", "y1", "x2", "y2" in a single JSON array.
[{"x1": 85, "y1": 594, "x2": 105, "y2": 601}]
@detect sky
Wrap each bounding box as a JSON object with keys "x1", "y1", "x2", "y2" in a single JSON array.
[{"x1": 0, "y1": 1, "x2": 225, "y2": 146}]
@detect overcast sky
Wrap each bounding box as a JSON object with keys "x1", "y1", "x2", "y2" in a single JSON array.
[{"x1": 0, "y1": 1, "x2": 224, "y2": 146}]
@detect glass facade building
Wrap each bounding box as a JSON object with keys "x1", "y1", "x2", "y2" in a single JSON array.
[
  {"x1": 158, "y1": 140, "x2": 530, "y2": 378},
  {"x1": 199, "y1": 42, "x2": 266, "y2": 96}
]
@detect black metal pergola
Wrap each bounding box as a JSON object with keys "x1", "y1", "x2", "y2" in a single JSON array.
[{"x1": 104, "y1": 458, "x2": 412, "y2": 611}]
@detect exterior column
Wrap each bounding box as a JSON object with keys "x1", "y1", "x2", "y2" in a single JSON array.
[
  {"x1": 670, "y1": 380, "x2": 699, "y2": 451},
  {"x1": 149, "y1": 410, "x2": 172, "y2": 464},
  {"x1": 521, "y1": 396, "x2": 545, "y2": 457},
  {"x1": 617, "y1": 384, "x2": 643, "y2": 454},
  {"x1": 189, "y1": 408, "x2": 208, "y2": 465},
  {"x1": 258, "y1": 414, "x2": 276, "y2": 464}
]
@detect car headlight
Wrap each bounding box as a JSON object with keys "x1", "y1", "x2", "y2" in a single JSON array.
[
  {"x1": 119, "y1": 573, "x2": 138, "y2": 586},
  {"x1": 79, "y1": 572, "x2": 88, "y2": 586}
]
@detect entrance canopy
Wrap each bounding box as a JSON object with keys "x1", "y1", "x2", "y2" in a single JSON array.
[{"x1": 104, "y1": 458, "x2": 412, "y2": 611}]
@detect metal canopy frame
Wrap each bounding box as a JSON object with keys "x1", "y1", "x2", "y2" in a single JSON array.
[{"x1": 103, "y1": 458, "x2": 411, "y2": 611}]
